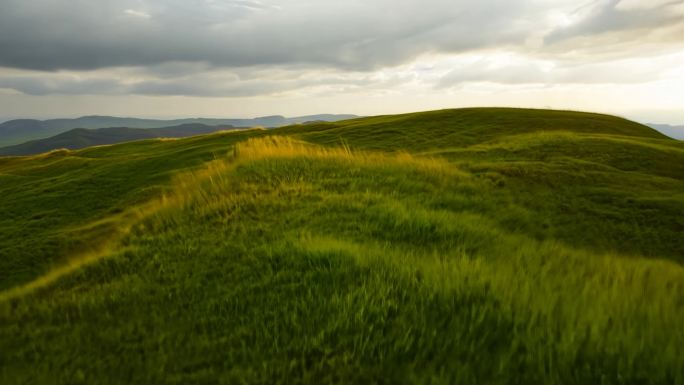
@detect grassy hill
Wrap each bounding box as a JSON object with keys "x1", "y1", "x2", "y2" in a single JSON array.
[
  {"x1": 1, "y1": 108, "x2": 683, "y2": 384},
  {"x1": 283, "y1": 108, "x2": 668, "y2": 149},
  {"x1": 0, "y1": 124, "x2": 241, "y2": 156}
]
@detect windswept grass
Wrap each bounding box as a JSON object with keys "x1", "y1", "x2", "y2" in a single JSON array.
[
  {"x1": 2, "y1": 135, "x2": 683, "y2": 384},
  {"x1": 0, "y1": 129, "x2": 265, "y2": 290}
]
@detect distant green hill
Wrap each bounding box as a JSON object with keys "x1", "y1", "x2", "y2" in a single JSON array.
[
  {"x1": 1, "y1": 108, "x2": 683, "y2": 385},
  {"x1": 0, "y1": 124, "x2": 240, "y2": 156},
  {"x1": 0, "y1": 114, "x2": 358, "y2": 147}
]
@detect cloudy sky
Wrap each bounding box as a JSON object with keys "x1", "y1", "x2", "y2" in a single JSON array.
[{"x1": 0, "y1": 0, "x2": 683, "y2": 123}]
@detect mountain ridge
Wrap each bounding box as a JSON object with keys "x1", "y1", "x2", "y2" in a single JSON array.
[
  {"x1": 0, "y1": 124, "x2": 241, "y2": 156},
  {"x1": 0, "y1": 114, "x2": 358, "y2": 147},
  {"x1": 647, "y1": 123, "x2": 684, "y2": 140}
]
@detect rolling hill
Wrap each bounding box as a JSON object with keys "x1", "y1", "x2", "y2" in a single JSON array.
[
  {"x1": 1, "y1": 108, "x2": 683, "y2": 385},
  {"x1": 0, "y1": 124, "x2": 240, "y2": 156},
  {"x1": 0, "y1": 114, "x2": 358, "y2": 147}
]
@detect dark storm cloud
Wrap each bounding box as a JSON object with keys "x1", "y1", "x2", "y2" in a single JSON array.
[{"x1": 0, "y1": 0, "x2": 527, "y2": 71}]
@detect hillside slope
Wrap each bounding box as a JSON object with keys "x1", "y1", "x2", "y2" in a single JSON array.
[
  {"x1": 281, "y1": 108, "x2": 668, "y2": 151},
  {"x1": 0, "y1": 124, "x2": 240, "y2": 156},
  {"x1": 1, "y1": 108, "x2": 683, "y2": 385}
]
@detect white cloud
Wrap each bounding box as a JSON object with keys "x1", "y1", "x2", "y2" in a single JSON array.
[
  {"x1": 615, "y1": 0, "x2": 684, "y2": 11},
  {"x1": 436, "y1": 51, "x2": 684, "y2": 87},
  {"x1": 124, "y1": 9, "x2": 151, "y2": 19}
]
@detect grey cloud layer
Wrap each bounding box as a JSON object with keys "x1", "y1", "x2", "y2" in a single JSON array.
[
  {"x1": 545, "y1": 0, "x2": 684, "y2": 44},
  {"x1": 0, "y1": 0, "x2": 526, "y2": 71},
  {"x1": 0, "y1": 69, "x2": 406, "y2": 97},
  {"x1": 0, "y1": 76, "x2": 126, "y2": 95},
  {"x1": 437, "y1": 58, "x2": 668, "y2": 87},
  {"x1": 0, "y1": 0, "x2": 682, "y2": 97}
]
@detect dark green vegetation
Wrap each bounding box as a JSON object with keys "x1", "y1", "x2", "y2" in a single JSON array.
[
  {"x1": 0, "y1": 114, "x2": 357, "y2": 147},
  {"x1": 0, "y1": 124, "x2": 242, "y2": 156},
  {"x1": 1, "y1": 108, "x2": 683, "y2": 384}
]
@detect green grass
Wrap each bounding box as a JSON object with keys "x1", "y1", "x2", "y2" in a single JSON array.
[
  {"x1": 282, "y1": 108, "x2": 668, "y2": 150},
  {"x1": 0, "y1": 129, "x2": 267, "y2": 290},
  {"x1": 0, "y1": 108, "x2": 683, "y2": 384}
]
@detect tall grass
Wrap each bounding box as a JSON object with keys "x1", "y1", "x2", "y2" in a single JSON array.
[
  {"x1": 13, "y1": 136, "x2": 670, "y2": 384},
  {"x1": 1, "y1": 118, "x2": 683, "y2": 384}
]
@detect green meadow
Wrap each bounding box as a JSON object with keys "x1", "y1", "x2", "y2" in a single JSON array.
[{"x1": 1, "y1": 108, "x2": 683, "y2": 384}]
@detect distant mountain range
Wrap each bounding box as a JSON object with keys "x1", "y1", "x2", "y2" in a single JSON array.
[
  {"x1": 646, "y1": 124, "x2": 684, "y2": 140},
  {"x1": 0, "y1": 124, "x2": 245, "y2": 156},
  {"x1": 0, "y1": 114, "x2": 357, "y2": 147}
]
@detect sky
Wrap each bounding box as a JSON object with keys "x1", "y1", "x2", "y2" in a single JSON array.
[{"x1": 0, "y1": 0, "x2": 683, "y2": 123}]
